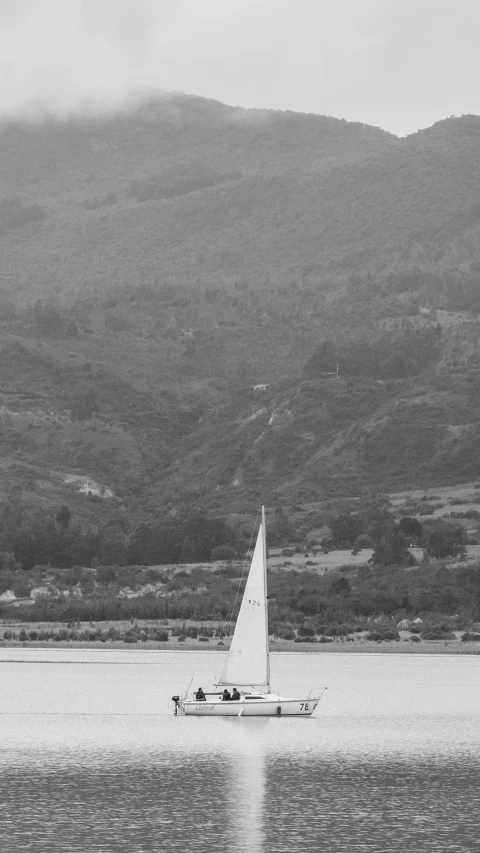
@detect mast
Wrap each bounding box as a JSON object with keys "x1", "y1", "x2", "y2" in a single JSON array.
[{"x1": 262, "y1": 505, "x2": 271, "y2": 693}]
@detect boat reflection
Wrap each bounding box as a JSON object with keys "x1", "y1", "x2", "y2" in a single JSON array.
[{"x1": 224, "y1": 719, "x2": 268, "y2": 852}]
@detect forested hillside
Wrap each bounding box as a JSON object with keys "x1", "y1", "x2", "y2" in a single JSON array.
[{"x1": 1, "y1": 94, "x2": 480, "y2": 559}]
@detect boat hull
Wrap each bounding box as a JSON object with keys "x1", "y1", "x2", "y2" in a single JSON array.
[{"x1": 182, "y1": 697, "x2": 319, "y2": 717}]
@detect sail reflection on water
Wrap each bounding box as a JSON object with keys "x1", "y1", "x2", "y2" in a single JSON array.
[{"x1": 225, "y1": 719, "x2": 267, "y2": 853}]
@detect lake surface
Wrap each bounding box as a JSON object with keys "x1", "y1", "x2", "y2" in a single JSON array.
[{"x1": 1, "y1": 649, "x2": 480, "y2": 852}]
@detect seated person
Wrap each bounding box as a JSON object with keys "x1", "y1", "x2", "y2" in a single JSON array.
[
  {"x1": 231, "y1": 688, "x2": 240, "y2": 701},
  {"x1": 222, "y1": 689, "x2": 231, "y2": 701},
  {"x1": 195, "y1": 687, "x2": 206, "y2": 701}
]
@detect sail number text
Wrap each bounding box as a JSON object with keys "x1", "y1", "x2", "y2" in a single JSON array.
[{"x1": 248, "y1": 599, "x2": 261, "y2": 606}]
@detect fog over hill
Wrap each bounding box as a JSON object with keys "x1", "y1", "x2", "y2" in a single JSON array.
[{"x1": 1, "y1": 94, "x2": 480, "y2": 530}]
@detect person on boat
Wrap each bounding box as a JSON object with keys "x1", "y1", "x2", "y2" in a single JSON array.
[
  {"x1": 195, "y1": 687, "x2": 206, "y2": 701},
  {"x1": 222, "y1": 689, "x2": 231, "y2": 701},
  {"x1": 231, "y1": 688, "x2": 240, "y2": 701}
]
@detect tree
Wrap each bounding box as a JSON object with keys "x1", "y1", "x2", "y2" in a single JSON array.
[
  {"x1": 55, "y1": 504, "x2": 71, "y2": 530},
  {"x1": 0, "y1": 550, "x2": 22, "y2": 573},
  {"x1": 0, "y1": 194, "x2": 46, "y2": 232},
  {"x1": 330, "y1": 514, "x2": 365, "y2": 547},
  {"x1": 386, "y1": 353, "x2": 408, "y2": 377},
  {"x1": 127, "y1": 523, "x2": 154, "y2": 565},
  {"x1": 424, "y1": 521, "x2": 467, "y2": 559},
  {"x1": 371, "y1": 530, "x2": 410, "y2": 566},
  {"x1": 32, "y1": 302, "x2": 66, "y2": 337},
  {"x1": 399, "y1": 516, "x2": 423, "y2": 539},
  {"x1": 329, "y1": 576, "x2": 352, "y2": 595},
  {"x1": 98, "y1": 531, "x2": 126, "y2": 566},
  {"x1": 304, "y1": 339, "x2": 338, "y2": 375},
  {"x1": 71, "y1": 383, "x2": 99, "y2": 420},
  {"x1": 267, "y1": 506, "x2": 292, "y2": 546},
  {"x1": 365, "y1": 505, "x2": 396, "y2": 543}
]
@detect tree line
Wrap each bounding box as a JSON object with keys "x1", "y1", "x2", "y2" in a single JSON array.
[
  {"x1": 304, "y1": 327, "x2": 442, "y2": 380},
  {"x1": 5, "y1": 557, "x2": 480, "y2": 627},
  {"x1": 328, "y1": 508, "x2": 468, "y2": 563},
  {"x1": 0, "y1": 503, "x2": 238, "y2": 576}
]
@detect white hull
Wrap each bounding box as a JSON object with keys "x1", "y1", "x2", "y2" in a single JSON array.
[{"x1": 182, "y1": 696, "x2": 320, "y2": 717}]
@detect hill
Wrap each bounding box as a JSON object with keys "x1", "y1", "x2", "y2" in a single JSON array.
[{"x1": 1, "y1": 94, "x2": 480, "y2": 550}]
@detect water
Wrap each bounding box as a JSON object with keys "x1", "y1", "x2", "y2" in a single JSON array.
[{"x1": 1, "y1": 649, "x2": 480, "y2": 852}]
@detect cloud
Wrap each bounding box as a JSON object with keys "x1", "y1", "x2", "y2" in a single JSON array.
[
  {"x1": 0, "y1": 0, "x2": 479, "y2": 134},
  {"x1": 1, "y1": 0, "x2": 165, "y2": 115}
]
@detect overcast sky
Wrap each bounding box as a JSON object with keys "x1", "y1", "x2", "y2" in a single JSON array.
[{"x1": 1, "y1": 0, "x2": 479, "y2": 136}]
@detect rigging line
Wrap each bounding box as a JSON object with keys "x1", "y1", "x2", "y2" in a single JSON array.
[
  {"x1": 182, "y1": 675, "x2": 194, "y2": 702},
  {"x1": 179, "y1": 511, "x2": 262, "y2": 699},
  {"x1": 224, "y1": 506, "x2": 261, "y2": 640}
]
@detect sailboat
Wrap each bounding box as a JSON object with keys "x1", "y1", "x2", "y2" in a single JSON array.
[{"x1": 172, "y1": 507, "x2": 325, "y2": 717}]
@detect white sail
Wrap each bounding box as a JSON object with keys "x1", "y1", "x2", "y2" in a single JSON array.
[{"x1": 218, "y1": 516, "x2": 270, "y2": 689}]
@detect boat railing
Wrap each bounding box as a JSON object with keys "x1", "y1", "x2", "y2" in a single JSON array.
[{"x1": 307, "y1": 686, "x2": 328, "y2": 699}]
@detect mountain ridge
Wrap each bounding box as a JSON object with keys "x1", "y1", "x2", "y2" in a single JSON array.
[{"x1": 1, "y1": 93, "x2": 480, "y2": 531}]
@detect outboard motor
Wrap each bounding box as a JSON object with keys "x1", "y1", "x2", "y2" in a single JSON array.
[{"x1": 172, "y1": 695, "x2": 181, "y2": 716}]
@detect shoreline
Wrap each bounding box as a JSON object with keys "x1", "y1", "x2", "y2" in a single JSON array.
[{"x1": 1, "y1": 639, "x2": 480, "y2": 655}]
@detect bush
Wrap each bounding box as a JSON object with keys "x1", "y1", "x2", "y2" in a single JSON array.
[
  {"x1": 366, "y1": 630, "x2": 400, "y2": 642},
  {"x1": 461, "y1": 632, "x2": 480, "y2": 642},
  {"x1": 12, "y1": 578, "x2": 33, "y2": 598},
  {"x1": 0, "y1": 194, "x2": 46, "y2": 232},
  {"x1": 317, "y1": 636, "x2": 334, "y2": 643},
  {"x1": 421, "y1": 630, "x2": 456, "y2": 640},
  {"x1": 327, "y1": 624, "x2": 354, "y2": 637},
  {"x1": 410, "y1": 635, "x2": 421, "y2": 643},
  {"x1": 353, "y1": 534, "x2": 373, "y2": 550},
  {"x1": 211, "y1": 545, "x2": 236, "y2": 560},
  {"x1": 107, "y1": 628, "x2": 121, "y2": 641},
  {"x1": 97, "y1": 566, "x2": 117, "y2": 584},
  {"x1": 294, "y1": 635, "x2": 316, "y2": 643},
  {"x1": 153, "y1": 630, "x2": 169, "y2": 642},
  {"x1": 55, "y1": 629, "x2": 69, "y2": 641},
  {"x1": 275, "y1": 628, "x2": 295, "y2": 640},
  {"x1": 177, "y1": 635, "x2": 186, "y2": 642},
  {"x1": 297, "y1": 625, "x2": 315, "y2": 637},
  {"x1": 198, "y1": 636, "x2": 209, "y2": 642}
]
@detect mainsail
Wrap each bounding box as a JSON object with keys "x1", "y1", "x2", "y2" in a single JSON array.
[{"x1": 218, "y1": 513, "x2": 270, "y2": 690}]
